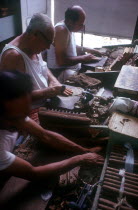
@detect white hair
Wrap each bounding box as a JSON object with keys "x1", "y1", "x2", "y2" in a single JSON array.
[{"x1": 26, "y1": 13, "x2": 53, "y2": 35}]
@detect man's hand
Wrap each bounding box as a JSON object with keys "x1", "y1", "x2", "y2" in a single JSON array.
[
  {"x1": 91, "y1": 50, "x2": 104, "y2": 57},
  {"x1": 80, "y1": 153, "x2": 104, "y2": 165},
  {"x1": 62, "y1": 87, "x2": 73, "y2": 96},
  {"x1": 82, "y1": 54, "x2": 101, "y2": 63},
  {"x1": 53, "y1": 85, "x2": 73, "y2": 96}
]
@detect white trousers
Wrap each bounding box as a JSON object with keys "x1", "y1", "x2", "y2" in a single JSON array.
[{"x1": 58, "y1": 69, "x2": 80, "y2": 83}]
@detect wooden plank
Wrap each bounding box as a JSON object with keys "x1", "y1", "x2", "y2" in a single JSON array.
[
  {"x1": 114, "y1": 65, "x2": 138, "y2": 94},
  {"x1": 109, "y1": 47, "x2": 134, "y2": 71},
  {"x1": 109, "y1": 112, "x2": 138, "y2": 139}
]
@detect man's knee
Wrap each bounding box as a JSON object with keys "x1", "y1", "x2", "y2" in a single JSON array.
[{"x1": 58, "y1": 69, "x2": 78, "y2": 83}]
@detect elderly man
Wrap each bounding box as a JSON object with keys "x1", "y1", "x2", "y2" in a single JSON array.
[
  {"x1": 47, "y1": 5, "x2": 102, "y2": 82},
  {"x1": 0, "y1": 13, "x2": 72, "y2": 108},
  {"x1": 0, "y1": 71, "x2": 103, "y2": 182}
]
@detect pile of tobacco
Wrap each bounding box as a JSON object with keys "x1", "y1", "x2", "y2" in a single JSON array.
[
  {"x1": 47, "y1": 165, "x2": 103, "y2": 210},
  {"x1": 86, "y1": 96, "x2": 113, "y2": 125},
  {"x1": 74, "y1": 93, "x2": 113, "y2": 125}
]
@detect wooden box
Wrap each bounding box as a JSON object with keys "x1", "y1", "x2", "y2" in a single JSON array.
[
  {"x1": 114, "y1": 65, "x2": 138, "y2": 99},
  {"x1": 109, "y1": 112, "x2": 138, "y2": 147}
]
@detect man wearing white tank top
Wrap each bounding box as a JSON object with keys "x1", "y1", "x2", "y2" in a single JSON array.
[
  {"x1": 0, "y1": 13, "x2": 73, "y2": 107},
  {"x1": 47, "y1": 5, "x2": 102, "y2": 83}
]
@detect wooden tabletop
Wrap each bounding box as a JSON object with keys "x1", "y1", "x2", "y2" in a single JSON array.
[
  {"x1": 114, "y1": 65, "x2": 138, "y2": 94},
  {"x1": 109, "y1": 112, "x2": 138, "y2": 139}
]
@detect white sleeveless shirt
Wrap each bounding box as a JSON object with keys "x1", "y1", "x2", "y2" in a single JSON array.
[
  {"x1": 47, "y1": 21, "x2": 80, "y2": 70},
  {"x1": 0, "y1": 44, "x2": 48, "y2": 90}
]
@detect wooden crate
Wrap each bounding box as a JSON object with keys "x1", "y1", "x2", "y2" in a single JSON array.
[
  {"x1": 114, "y1": 65, "x2": 138, "y2": 99},
  {"x1": 109, "y1": 112, "x2": 138, "y2": 147}
]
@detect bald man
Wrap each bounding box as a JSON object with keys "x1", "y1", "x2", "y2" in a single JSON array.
[
  {"x1": 0, "y1": 13, "x2": 72, "y2": 108},
  {"x1": 47, "y1": 5, "x2": 102, "y2": 83}
]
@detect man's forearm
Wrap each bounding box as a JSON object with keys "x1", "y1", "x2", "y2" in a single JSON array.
[
  {"x1": 47, "y1": 69, "x2": 61, "y2": 86},
  {"x1": 58, "y1": 55, "x2": 86, "y2": 66},
  {"x1": 41, "y1": 129, "x2": 87, "y2": 154},
  {"x1": 84, "y1": 47, "x2": 100, "y2": 55},
  {"x1": 17, "y1": 118, "x2": 88, "y2": 154},
  {"x1": 77, "y1": 45, "x2": 101, "y2": 55},
  {"x1": 34, "y1": 155, "x2": 82, "y2": 179},
  {"x1": 31, "y1": 87, "x2": 61, "y2": 100},
  {"x1": 4, "y1": 155, "x2": 82, "y2": 181}
]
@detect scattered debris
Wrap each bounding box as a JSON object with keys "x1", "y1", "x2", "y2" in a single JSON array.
[
  {"x1": 120, "y1": 118, "x2": 131, "y2": 125},
  {"x1": 86, "y1": 96, "x2": 113, "y2": 125},
  {"x1": 47, "y1": 164, "x2": 104, "y2": 210},
  {"x1": 14, "y1": 136, "x2": 38, "y2": 161},
  {"x1": 65, "y1": 73, "x2": 101, "y2": 88}
]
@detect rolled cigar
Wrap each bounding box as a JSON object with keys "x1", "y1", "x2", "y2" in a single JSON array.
[
  {"x1": 109, "y1": 158, "x2": 138, "y2": 165},
  {"x1": 106, "y1": 174, "x2": 138, "y2": 186},
  {"x1": 104, "y1": 177, "x2": 138, "y2": 190},
  {"x1": 109, "y1": 158, "x2": 125, "y2": 164},
  {"x1": 99, "y1": 198, "x2": 136, "y2": 210},
  {"x1": 103, "y1": 185, "x2": 138, "y2": 198},
  {"x1": 110, "y1": 155, "x2": 126, "y2": 161},
  {"x1": 107, "y1": 167, "x2": 138, "y2": 178},
  {"x1": 110, "y1": 152, "x2": 125, "y2": 157},
  {"x1": 39, "y1": 110, "x2": 91, "y2": 124},
  {"x1": 98, "y1": 203, "x2": 114, "y2": 210},
  {"x1": 99, "y1": 198, "x2": 116, "y2": 206},
  {"x1": 106, "y1": 170, "x2": 138, "y2": 181},
  {"x1": 104, "y1": 181, "x2": 138, "y2": 194},
  {"x1": 112, "y1": 149, "x2": 126, "y2": 154}
]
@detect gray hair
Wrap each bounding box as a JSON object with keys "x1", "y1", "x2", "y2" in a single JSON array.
[{"x1": 26, "y1": 13, "x2": 53, "y2": 35}]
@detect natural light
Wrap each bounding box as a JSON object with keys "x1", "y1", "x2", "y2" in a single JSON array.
[
  {"x1": 75, "y1": 33, "x2": 131, "y2": 48},
  {"x1": 51, "y1": 1, "x2": 131, "y2": 48}
]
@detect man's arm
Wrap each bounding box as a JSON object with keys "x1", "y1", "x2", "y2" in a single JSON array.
[
  {"x1": 0, "y1": 50, "x2": 26, "y2": 72},
  {"x1": 54, "y1": 26, "x2": 98, "y2": 67},
  {"x1": 16, "y1": 117, "x2": 101, "y2": 154},
  {"x1": 77, "y1": 45, "x2": 103, "y2": 56},
  {"x1": 2, "y1": 152, "x2": 103, "y2": 181},
  {"x1": 47, "y1": 68, "x2": 61, "y2": 86},
  {"x1": 46, "y1": 69, "x2": 73, "y2": 96},
  {"x1": 0, "y1": 52, "x2": 59, "y2": 99},
  {"x1": 0, "y1": 50, "x2": 72, "y2": 98}
]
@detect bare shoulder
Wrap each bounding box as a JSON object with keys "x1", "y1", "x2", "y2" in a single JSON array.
[
  {"x1": 55, "y1": 25, "x2": 69, "y2": 39},
  {"x1": 0, "y1": 49, "x2": 25, "y2": 72},
  {"x1": 1, "y1": 49, "x2": 23, "y2": 63},
  {"x1": 55, "y1": 25, "x2": 69, "y2": 47}
]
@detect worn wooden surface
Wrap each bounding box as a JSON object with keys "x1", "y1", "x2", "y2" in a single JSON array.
[
  {"x1": 110, "y1": 47, "x2": 134, "y2": 71},
  {"x1": 109, "y1": 112, "x2": 138, "y2": 139},
  {"x1": 82, "y1": 56, "x2": 108, "y2": 70},
  {"x1": 114, "y1": 65, "x2": 138, "y2": 95}
]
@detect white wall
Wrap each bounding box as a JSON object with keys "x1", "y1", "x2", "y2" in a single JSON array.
[{"x1": 54, "y1": 0, "x2": 138, "y2": 38}]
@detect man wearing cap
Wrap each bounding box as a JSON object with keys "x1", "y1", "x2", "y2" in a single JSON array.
[
  {"x1": 0, "y1": 13, "x2": 73, "y2": 107},
  {"x1": 47, "y1": 5, "x2": 102, "y2": 83}
]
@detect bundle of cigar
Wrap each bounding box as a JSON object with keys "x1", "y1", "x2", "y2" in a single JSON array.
[
  {"x1": 38, "y1": 107, "x2": 91, "y2": 127},
  {"x1": 109, "y1": 47, "x2": 135, "y2": 71},
  {"x1": 96, "y1": 145, "x2": 138, "y2": 210}
]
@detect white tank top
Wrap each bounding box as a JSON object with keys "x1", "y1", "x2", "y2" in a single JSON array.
[
  {"x1": 47, "y1": 21, "x2": 80, "y2": 70},
  {"x1": 0, "y1": 44, "x2": 48, "y2": 90}
]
